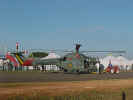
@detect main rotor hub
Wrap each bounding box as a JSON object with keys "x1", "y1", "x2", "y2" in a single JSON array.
[{"x1": 76, "y1": 44, "x2": 81, "y2": 53}]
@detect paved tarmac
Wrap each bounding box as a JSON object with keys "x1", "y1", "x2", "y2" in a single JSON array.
[{"x1": 0, "y1": 71, "x2": 133, "y2": 83}]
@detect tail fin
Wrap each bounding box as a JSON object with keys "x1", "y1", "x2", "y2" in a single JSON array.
[{"x1": 15, "y1": 54, "x2": 24, "y2": 65}]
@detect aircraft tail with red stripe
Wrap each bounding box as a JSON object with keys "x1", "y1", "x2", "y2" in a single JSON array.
[{"x1": 5, "y1": 53, "x2": 19, "y2": 67}]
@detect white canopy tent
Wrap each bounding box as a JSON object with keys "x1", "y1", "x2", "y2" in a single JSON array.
[
  {"x1": 41, "y1": 52, "x2": 60, "y2": 60},
  {"x1": 100, "y1": 56, "x2": 132, "y2": 70},
  {"x1": 0, "y1": 59, "x2": 3, "y2": 66},
  {"x1": 40, "y1": 53, "x2": 61, "y2": 71},
  {"x1": 130, "y1": 60, "x2": 133, "y2": 65},
  {"x1": 116, "y1": 56, "x2": 131, "y2": 66},
  {"x1": 100, "y1": 56, "x2": 119, "y2": 69}
]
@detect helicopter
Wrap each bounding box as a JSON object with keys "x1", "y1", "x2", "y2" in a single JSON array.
[{"x1": 33, "y1": 44, "x2": 126, "y2": 73}]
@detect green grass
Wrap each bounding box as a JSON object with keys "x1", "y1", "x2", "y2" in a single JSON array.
[
  {"x1": 0, "y1": 82, "x2": 49, "y2": 88},
  {"x1": 1, "y1": 78, "x2": 133, "y2": 100},
  {"x1": 6, "y1": 88, "x2": 133, "y2": 100}
]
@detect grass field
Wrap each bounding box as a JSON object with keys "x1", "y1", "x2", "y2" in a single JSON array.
[{"x1": 0, "y1": 79, "x2": 133, "y2": 100}]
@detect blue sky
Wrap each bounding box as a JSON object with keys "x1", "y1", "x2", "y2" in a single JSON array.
[{"x1": 0, "y1": 0, "x2": 133, "y2": 58}]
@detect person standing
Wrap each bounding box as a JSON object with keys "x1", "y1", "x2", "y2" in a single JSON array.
[
  {"x1": 96, "y1": 62, "x2": 99, "y2": 73},
  {"x1": 42, "y1": 65, "x2": 44, "y2": 72},
  {"x1": 126, "y1": 65, "x2": 128, "y2": 72}
]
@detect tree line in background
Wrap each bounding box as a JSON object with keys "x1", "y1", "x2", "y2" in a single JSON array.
[{"x1": 29, "y1": 52, "x2": 48, "y2": 58}]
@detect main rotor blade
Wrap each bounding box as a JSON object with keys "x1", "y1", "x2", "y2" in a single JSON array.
[{"x1": 81, "y1": 50, "x2": 126, "y2": 53}]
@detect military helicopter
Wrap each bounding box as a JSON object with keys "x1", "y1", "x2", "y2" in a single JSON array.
[
  {"x1": 33, "y1": 44, "x2": 126, "y2": 73},
  {"x1": 33, "y1": 44, "x2": 96, "y2": 73}
]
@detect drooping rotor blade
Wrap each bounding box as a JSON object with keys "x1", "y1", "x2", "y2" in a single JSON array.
[
  {"x1": 29, "y1": 48, "x2": 126, "y2": 54},
  {"x1": 29, "y1": 48, "x2": 73, "y2": 53},
  {"x1": 81, "y1": 50, "x2": 126, "y2": 54}
]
